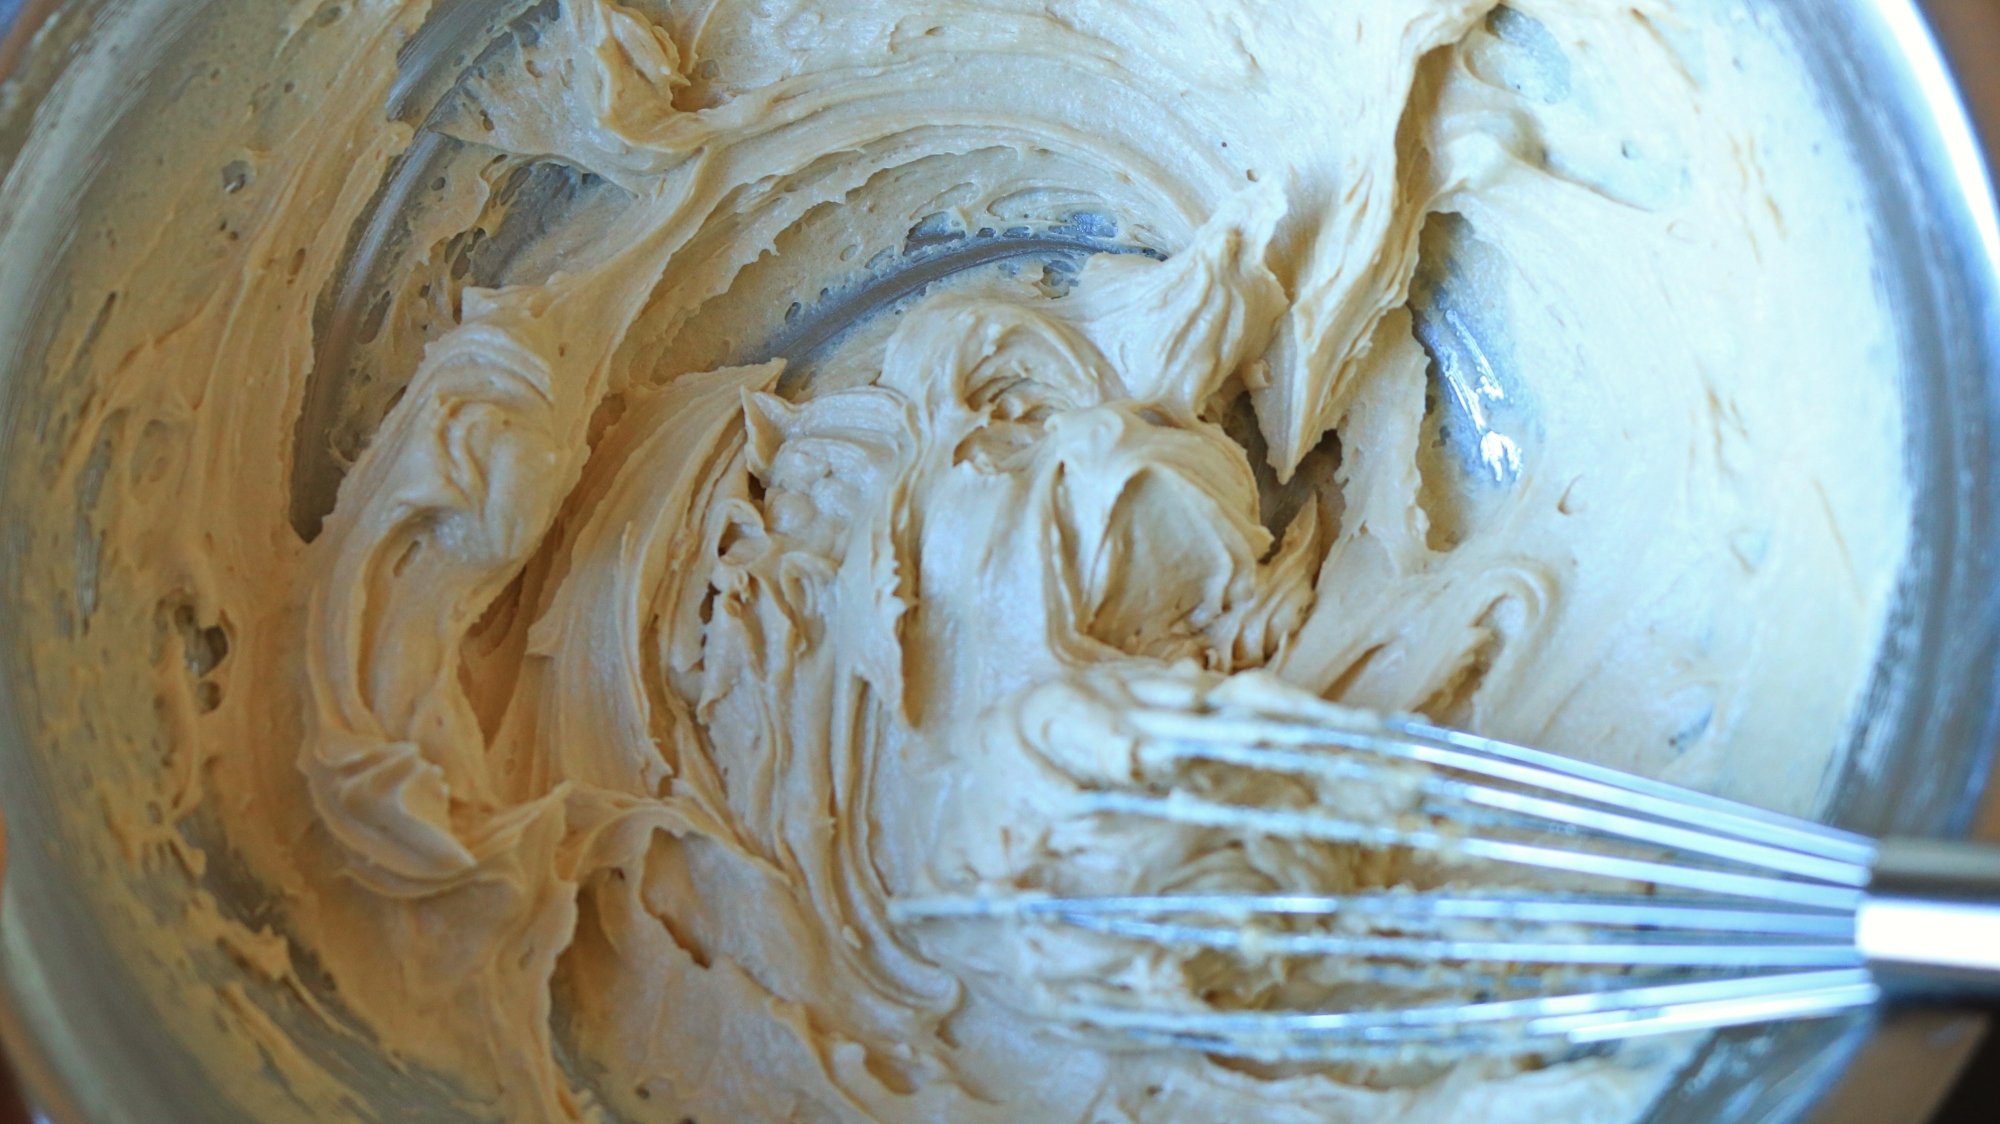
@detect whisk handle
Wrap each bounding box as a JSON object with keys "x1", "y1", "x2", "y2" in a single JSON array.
[{"x1": 1857, "y1": 838, "x2": 2000, "y2": 994}]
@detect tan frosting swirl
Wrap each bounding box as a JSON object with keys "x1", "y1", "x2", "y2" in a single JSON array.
[{"x1": 14, "y1": 0, "x2": 1906, "y2": 1120}]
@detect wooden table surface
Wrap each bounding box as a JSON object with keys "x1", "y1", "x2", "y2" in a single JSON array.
[{"x1": 0, "y1": 1063, "x2": 22, "y2": 1124}]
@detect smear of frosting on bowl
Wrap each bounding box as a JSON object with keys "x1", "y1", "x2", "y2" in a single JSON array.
[{"x1": 8, "y1": 0, "x2": 1905, "y2": 1120}]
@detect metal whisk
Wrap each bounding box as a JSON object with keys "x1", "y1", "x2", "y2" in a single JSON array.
[{"x1": 890, "y1": 702, "x2": 2000, "y2": 1062}]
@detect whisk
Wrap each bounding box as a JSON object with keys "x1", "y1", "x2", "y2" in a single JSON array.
[{"x1": 890, "y1": 702, "x2": 2000, "y2": 1062}]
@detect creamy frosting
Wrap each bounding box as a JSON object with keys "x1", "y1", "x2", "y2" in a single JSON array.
[{"x1": 10, "y1": 0, "x2": 1908, "y2": 1121}]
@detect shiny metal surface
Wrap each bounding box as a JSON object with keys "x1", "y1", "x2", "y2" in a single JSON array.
[
  {"x1": 1857, "y1": 900, "x2": 2000, "y2": 977},
  {"x1": 0, "y1": 1, "x2": 1996, "y2": 1123},
  {"x1": 896, "y1": 716, "x2": 2000, "y2": 1059},
  {"x1": 1860, "y1": 839, "x2": 2000, "y2": 979}
]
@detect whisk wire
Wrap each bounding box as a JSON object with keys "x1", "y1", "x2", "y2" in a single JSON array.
[{"x1": 895, "y1": 708, "x2": 1941, "y2": 1058}]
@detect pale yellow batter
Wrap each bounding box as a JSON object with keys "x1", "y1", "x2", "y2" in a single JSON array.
[{"x1": 8, "y1": 0, "x2": 1908, "y2": 1121}]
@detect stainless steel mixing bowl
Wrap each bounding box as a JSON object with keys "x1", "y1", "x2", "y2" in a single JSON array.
[{"x1": 1, "y1": 1, "x2": 1997, "y2": 1121}]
